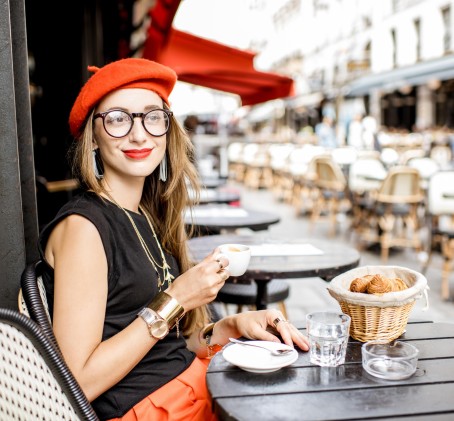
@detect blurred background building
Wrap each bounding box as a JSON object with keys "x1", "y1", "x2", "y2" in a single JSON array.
[
  {"x1": 233, "y1": 0, "x2": 454, "y2": 142},
  {"x1": 3, "y1": 0, "x2": 454, "y2": 307},
  {"x1": 23, "y1": 0, "x2": 454, "y2": 180}
]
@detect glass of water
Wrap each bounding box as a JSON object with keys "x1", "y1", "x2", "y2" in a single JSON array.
[{"x1": 306, "y1": 311, "x2": 351, "y2": 367}]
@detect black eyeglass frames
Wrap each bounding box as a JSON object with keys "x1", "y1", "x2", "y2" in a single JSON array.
[{"x1": 94, "y1": 108, "x2": 173, "y2": 138}]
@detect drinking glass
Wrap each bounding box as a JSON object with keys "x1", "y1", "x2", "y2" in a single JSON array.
[{"x1": 306, "y1": 311, "x2": 351, "y2": 367}]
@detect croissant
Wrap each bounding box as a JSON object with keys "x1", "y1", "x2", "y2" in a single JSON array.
[
  {"x1": 349, "y1": 276, "x2": 371, "y2": 293},
  {"x1": 349, "y1": 274, "x2": 408, "y2": 295},
  {"x1": 366, "y1": 274, "x2": 394, "y2": 295},
  {"x1": 391, "y1": 277, "x2": 408, "y2": 291}
]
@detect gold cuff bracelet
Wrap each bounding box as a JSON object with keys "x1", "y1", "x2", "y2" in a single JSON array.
[{"x1": 148, "y1": 291, "x2": 184, "y2": 330}]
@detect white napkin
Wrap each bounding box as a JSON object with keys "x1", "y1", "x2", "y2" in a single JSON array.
[
  {"x1": 190, "y1": 208, "x2": 248, "y2": 218},
  {"x1": 250, "y1": 243, "x2": 324, "y2": 256}
]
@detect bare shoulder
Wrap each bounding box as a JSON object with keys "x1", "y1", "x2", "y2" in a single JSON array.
[
  {"x1": 46, "y1": 213, "x2": 104, "y2": 266},
  {"x1": 52, "y1": 213, "x2": 100, "y2": 242}
]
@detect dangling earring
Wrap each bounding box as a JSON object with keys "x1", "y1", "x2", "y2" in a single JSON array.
[
  {"x1": 92, "y1": 149, "x2": 104, "y2": 180},
  {"x1": 159, "y1": 153, "x2": 167, "y2": 182}
]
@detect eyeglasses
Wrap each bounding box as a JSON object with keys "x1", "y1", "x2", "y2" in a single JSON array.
[{"x1": 94, "y1": 108, "x2": 173, "y2": 138}]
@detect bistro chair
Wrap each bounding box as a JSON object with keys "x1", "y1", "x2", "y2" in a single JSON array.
[
  {"x1": 287, "y1": 145, "x2": 326, "y2": 213},
  {"x1": 18, "y1": 261, "x2": 100, "y2": 418},
  {"x1": 331, "y1": 146, "x2": 358, "y2": 174},
  {"x1": 348, "y1": 157, "x2": 388, "y2": 195},
  {"x1": 242, "y1": 143, "x2": 271, "y2": 189},
  {"x1": 274, "y1": 144, "x2": 322, "y2": 206},
  {"x1": 348, "y1": 157, "x2": 388, "y2": 235},
  {"x1": 216, "y1": 280, "x2": 290, "y2": 319},
  {"x1": 0, "y1": 307, "x2": 99, "y2": 420},
  {"x1": 421, "y1": 170, "x2": 454, "y2": 300},
  {"x1": 267, "y1": 143, "x2": 294, "y2": 200},
  {"x1": 18, "y1": 261, "x2": 55, "y2": 346},
  {"x1": 227, "y1": 141, "x2": 245, "y2": 181},
  {"x1": 407, "y1": 157, "x2": 440, "y2": 190},
  {"x1": 430, "y1": 145, "x2": 452, "y2": 168},
  {"x1": 309, "y1": 155, "x2": 350, "y2": 236},
  {"x1": 355, "y1": 166, "x2": 425, "y2": 262},
  {"x1": 380, "y1": 147, "x2": 400, "y2": 168},
  {"x1": 400, "y1": 148, "x2": 426, "y2": 165}
]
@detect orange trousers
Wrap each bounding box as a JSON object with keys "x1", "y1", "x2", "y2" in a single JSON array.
[{"x1": 109, "y1": 357, "x2": 218, "y2": 421}]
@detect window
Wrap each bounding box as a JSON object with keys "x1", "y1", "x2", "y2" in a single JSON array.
[
  {"x1": 391, "y1": 29, "x2": 397, "y2": 67},
  {"x1": 442, "y1": 6, "x2": 451, "y2": 53},
  {"x1": 414, "y1": 18, "x2": 421, "y2": 61}
]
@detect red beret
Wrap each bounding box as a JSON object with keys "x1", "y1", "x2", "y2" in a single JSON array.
[{"x1": 68, "y1": 58, "x2": 177, "y2": 137}]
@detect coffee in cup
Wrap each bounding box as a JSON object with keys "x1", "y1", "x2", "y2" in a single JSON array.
[{"x1": 218, "y1": 244, "x2": 251, "y2": 276}]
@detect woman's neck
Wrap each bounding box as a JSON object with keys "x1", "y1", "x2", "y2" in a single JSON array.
[{"x1": 100, "y1": 175, "x2": 144, "y2": 212}]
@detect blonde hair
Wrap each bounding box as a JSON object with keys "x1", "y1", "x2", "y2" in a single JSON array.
[{"x1": 69, "y1": 107, "x2": 209, "y2": 336}]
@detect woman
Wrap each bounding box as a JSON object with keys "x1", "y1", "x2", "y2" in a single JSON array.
[{"x1": 38, "y1": 58, "x2": 309, "y2": 421}]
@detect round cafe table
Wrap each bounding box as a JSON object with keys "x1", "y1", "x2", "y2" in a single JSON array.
[
  {"x1": 187, "y1": 234, "x2": 361, "y2": 310},
  {"x1": 188, "y1": 187, "x2": 241, "y2": 205},
  {"x1": 185, "y1": 206, "x2": 280, "y2": 236}
]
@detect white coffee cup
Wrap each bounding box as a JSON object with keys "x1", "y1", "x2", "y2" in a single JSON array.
[{"x1": 218, "y1": 244, "x2": 251, "y2": 276}]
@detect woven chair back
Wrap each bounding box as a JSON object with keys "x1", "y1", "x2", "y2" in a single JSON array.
[
  {"x1": 0, "y1": 308, "x2": 99, "y2": 420},
  {"x1": 376, "y1": 166, "x2": 424, "y2": 204}
]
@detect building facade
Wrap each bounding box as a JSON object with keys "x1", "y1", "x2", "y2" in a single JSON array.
[{"x1": 248, "y1": 0, "x2": 454, "y2": 137}]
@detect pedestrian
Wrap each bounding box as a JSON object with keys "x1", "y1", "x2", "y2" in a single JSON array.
[
  {"x1": 37, "y1": 58, "x2": 309, "y2": 421},
  {"x1": 315, "y1": 116, "x2": 338, "y2": 149}
]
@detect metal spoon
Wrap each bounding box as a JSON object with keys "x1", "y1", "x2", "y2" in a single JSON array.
[{"x1": 229, "y1": 338, "x2": 294, "y2": 356}]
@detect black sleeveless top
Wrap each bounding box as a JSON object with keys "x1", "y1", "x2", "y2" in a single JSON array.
[{"x1": 38, "y1": 192, "x2": 195, "y2": 420}]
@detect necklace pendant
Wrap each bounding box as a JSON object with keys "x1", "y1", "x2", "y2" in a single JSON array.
[
  {"x1": 164, "y1": 270, "x2": 174, "y2": 283},
  {"x1": 157, "y1": 274, "x2": 163, "y2": 289}
]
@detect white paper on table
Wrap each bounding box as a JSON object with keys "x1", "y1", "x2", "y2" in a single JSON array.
[
  {"x1": 250, "y1": 243, "x2": 324, "y2": 256},
  {"x1": 188, "y1": 208, "x2": 249, "y2": 218}
]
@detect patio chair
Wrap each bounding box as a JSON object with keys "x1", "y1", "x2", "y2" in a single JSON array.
[
  {"x1": 242, "y1": 143, "x2": 271, "y2": 189},
  {"x1": 380, "y1": 147, "x2": 400, "y2": 168},
  {"x1": 227, "y1": 141, "x2": 245, "y2": 181},
  {"x1": 18, "y1": 260, "x2": 56, "y2": 346},
  {"x1": 355, "y1": 166, "x2": 425, "y2": 262},
  {"x1": 430, "y1": 145, "x2": 452, "y2": 168},
  {"x1": 309, "y1": 155, "x2": 350, "y2": 236},
  {"x1": 348, "y1": 157, "x2": 388, "y2": 234},
  {"x1": 267, "y1": 143, "x2": 294, "y2": 200},
  {"x1": 289, "y1": 145, "x2": 325, "y2": 213},
  {"x1": 0, "y1": 307, "x2": 99, "y2": 420},
  {"x1": 421, "y1": 170, "x2": 454, "y2": 300},
  {"x1": 331, "y1": 146, "x2": 358, "y2": 171},
  {"x1": 407, "y1": 157, "x2": 440, "y2": 190}
]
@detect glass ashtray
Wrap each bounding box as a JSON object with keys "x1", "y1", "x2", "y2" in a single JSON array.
[{"x1": 362, "y1": 340, "x2": 419, "y2": 380}]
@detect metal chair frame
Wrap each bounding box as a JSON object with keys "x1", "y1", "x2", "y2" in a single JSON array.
[
  {"x1": 0, "y1": 307, "x2": 99, "y2": 420},
  {"x1": 17, "y1": 260, "x2": 99, "y2": 420}
]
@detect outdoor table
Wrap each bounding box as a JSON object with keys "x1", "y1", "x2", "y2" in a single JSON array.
[
  {"x1": 185, "y1": 206, "x2": 280, "y2": 236},
  {"x1": 206, "y1": 320, "x2": 454, "y2": 420},
  {"x1": 200, "y1": 176, "x2": 228, "y2": 189},
  {"x1": 187, "y1": 234, "x2": 360, "y2": 309},
  {"x1": 188, "y1": 187, "x2": 241, "y2": 205}
]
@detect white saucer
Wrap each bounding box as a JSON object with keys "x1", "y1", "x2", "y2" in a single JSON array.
[{"x1": 222, "y1": 341, "x2": 298, "y2": 373}]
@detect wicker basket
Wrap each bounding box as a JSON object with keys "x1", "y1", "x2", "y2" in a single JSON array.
[{"x1": 327, "y1": 266, "x2": 429, "y2": 342}]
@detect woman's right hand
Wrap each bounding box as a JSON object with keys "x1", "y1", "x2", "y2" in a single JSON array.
[{"x1": 165, "y1": 248, "x2": 229, "y2": 311}]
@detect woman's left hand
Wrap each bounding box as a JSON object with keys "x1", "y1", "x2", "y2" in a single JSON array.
[{"x1": 230, "y1": 310, "x2": 309, "y2": 351}]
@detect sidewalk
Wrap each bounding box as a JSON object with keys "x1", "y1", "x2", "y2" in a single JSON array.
[{"x1": 225, "y1": 181, "x2": 454, "y2": 326}]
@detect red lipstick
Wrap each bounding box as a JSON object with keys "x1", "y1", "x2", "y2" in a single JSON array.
[{"x1": 123, "y1": 148, "x2": 152, "y2": 159}]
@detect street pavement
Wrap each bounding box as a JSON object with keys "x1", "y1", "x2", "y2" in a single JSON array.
[{"x1": 219, "y1": 180, "x2": 454, "y2": 326}]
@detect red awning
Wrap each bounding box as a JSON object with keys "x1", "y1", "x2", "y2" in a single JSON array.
[{"x1": 142, "y1": 26, "x2": 294, "y2": 106}]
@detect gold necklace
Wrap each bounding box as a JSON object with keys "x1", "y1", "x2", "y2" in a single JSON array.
[{"x1": 106, "y1": 194, "x2": 174, "y2": 290}]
